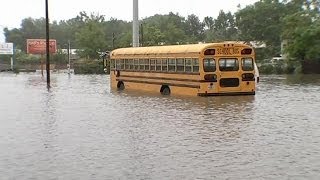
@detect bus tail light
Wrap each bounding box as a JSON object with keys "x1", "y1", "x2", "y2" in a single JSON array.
[
  {"x1": 204, "y1": 74, "x2": 217, "y2": 82},
  {"x1": 242, "y1": 73, "x2": 255, "y2": 81}
]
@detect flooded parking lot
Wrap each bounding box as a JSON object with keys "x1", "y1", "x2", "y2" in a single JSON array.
[{"x1": 0, "y1": 72, "x2": 319, "y2": 179}]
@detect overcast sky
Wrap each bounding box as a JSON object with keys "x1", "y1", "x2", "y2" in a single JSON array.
[{"x1": 0, "y1": 0, "x2": 258, "y2": 42}]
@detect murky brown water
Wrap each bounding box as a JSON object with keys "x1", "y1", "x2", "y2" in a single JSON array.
[{"x1": 0, "y1": 72, "x2": 320, "y2": 179}]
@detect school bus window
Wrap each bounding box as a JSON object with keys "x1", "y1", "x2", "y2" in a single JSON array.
[
  {"x1": 125, "y1": 59, "x2": 129, "y2": 69},
  {"x1": 156, "y1": 59, "x2": 162, "y2": 71},
  {"x1": 133, "y1": 59, "x2": 139, "y2": 70},
  {"x1": 219, "y1": 58, "x2": 239, "y2": 71},
  {"x1": 145, "y1": 59, "x2": 150, "y2": 71},
  {"x1": 128, "y1": 59, "x2": 133, "y2": 69},
  {"x1": 115, "y1": 60, "x2": 120, "y2": 69},
  {"x1": 203, "y1": 58, "x2": 216, "y2": 72},
  {"x1": 192, "y1": 59, "x2": 199, "y2": 72},
  {"x1": 110, "y1": 59, "x2": 115, "y2": 69},
  {"x1": 177, "y1": 58, "x2": 184, "y2": 72},
  {"x1": 242, "y1": 58, "x2": 254, "y2": 71},
  {"x1": 185, "y1": 59, "x2": 192, "y2": 72},
  {"x1": 162, "y1": 59, "x2": 168, "y2": 71},
  {"x1": 122, "y1": 59, "x2": 126, "y2": 70},
  {"x1": 168, "y1": 59, "x2": 176, "y2": 72},
  {"x1": 138, "y1": 59, "x2": 144, "y2": 70},
  {"x1": 150, "y1": 59, "x2": 156, "y2": 71}
]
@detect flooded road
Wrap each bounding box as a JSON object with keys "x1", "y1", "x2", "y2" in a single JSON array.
[{"x1": 0, "y1": 72, "x2": 319, "y2": 179}]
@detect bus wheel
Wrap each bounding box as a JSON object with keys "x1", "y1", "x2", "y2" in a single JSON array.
[
  {"x1": 160, "y1": 85, "x2": 170, "y2": 95},
  {"x1": 117, "y1": 81, "x2": 125, "y2": 90}
]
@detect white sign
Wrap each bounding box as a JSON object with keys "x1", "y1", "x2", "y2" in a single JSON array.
[{"x1": 0, "y1": 43, "x2": 14, "y2": 55}]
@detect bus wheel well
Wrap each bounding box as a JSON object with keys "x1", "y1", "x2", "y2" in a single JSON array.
[
  {"x1": 160, "y1": 85, "x2": 170, "y2": 95},
  {"x1": 117, "y1": 81, "x2": 125, "y2": 90}
]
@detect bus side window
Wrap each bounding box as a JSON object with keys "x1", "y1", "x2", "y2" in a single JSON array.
[
  {"x1": 192, "y1": 59, "x2": 199, "y2": 72},
  {"x1": 176, "y1": 58, "x2": 184, "y2": 72},
  {"x1": 110, "y1": 59, "x2": 115, "y2": 70},
  {"x1": 162, "y1": 59, "x2": 168, "y2": 71},
  {"x1": 185, "y1": 59, "x2": 192, "y2": 72},
  {"x1": 168, "y1": 59, "x2": 176, "y2": 72},
  {"x1": 145, "y1": 59, "x2": 150, "y2": 71},
  {"x1": 139, "y1": 59, "x2": 145, "y2": 70},
  {"x1": 116, "y1": 60, "x2": 121, "y2": 70},
  {"x1": 150, "y1": 59, "x2": 156, "y2": 71},
  {"x1": 120, "y1": 59, "x2": 125, "y2": 70},
  {"x1": 156, "y1": 59, "x2": 162, "y2": 71},
  {"x1": 125, "y1": 59, "x2": 129, "y2": 69},
  {"x1": 134, "y1": 59, "x2": 139, "y2": 70},
  {"x1": 129, "y1": 59, "x2": 134, "y2": 69}
]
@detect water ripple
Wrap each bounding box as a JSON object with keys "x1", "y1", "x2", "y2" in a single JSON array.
[{"x1": 0, "y1": 72, "x2": 320, "y2": 179}]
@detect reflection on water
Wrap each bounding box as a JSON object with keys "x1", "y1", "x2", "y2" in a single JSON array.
[{"x1": 0, "y1": 72, "x2": 319, "y2": 179}]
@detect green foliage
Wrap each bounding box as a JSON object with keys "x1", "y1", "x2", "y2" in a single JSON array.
[
  {"x1": 142, "y1": 13, "x2": 188, "y2": 45},
  {"x1": 142, "y1": 25, "x2": 165, "y2": 46},
  {"x1": 15, "y1": 51, "x2": 40, "y2": 64},
  {"x1": 281, "y1": 0, "x2": 320, "y2": 62},
  {"x1": 258, "y1": 59, "x2": 300, "y2": 74},
  {"x1": 75, "y1": 13, "x2": 108, "y2": 59},
  {"x1": 205, "y1": 11, "x2": 238, "y2": 42},
  {"x1": 259, "y1": 64, "x2": 274, "y2": 74},
  {"x1": 185, "y1": 14, "x2": 205, "y2": 42},
  {"x1": 2, "y1": 1, "x2": 320, "y2": 74},
  {"x1": 236, "y1": 0, "x2": 286, "y2": 56},
  {"x1": 73, "y1": 59, "x2": 105, "y2": 74}
]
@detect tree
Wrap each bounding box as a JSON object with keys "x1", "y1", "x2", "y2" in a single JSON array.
[
  {"x1": 75, "y1": 13, "x2": 107, "y2": 59},
  {"x1": 203, "y1": 16, "x2": 214, "y2": 30},
  {"x1": 282, "y1": 0, "x2": 320, "y2": 61},
  {"x1": 185, "y1": 14, "x2": 205, "y2": 42},
  {"x1": 142, "y1": 24, "x2": 165, "y2": 46},
  {"x1": 236, "y1": 0, "x2": 286, "y2": 56}
]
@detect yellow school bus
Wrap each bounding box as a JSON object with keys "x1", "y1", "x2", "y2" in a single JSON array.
[{"x1": 109, "y1": 42, "x2": 258, "y2": 96}]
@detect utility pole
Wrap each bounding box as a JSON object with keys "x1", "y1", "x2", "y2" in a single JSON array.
[
  {"x1": 133, "y1": 0, "x2": 139, "y2": 47},
  {"x1": 67, "y1": 40, "x2": 71, "y2": 74},
  {"x1": 112, "y1": 33, "x2": 115, "y2": 49},
  {"x1": 45, "y1": 0, "x2": 50, "y2": 87},
  {"x1": 140, "y1": 23, "x2": 143, "y2": 47}
]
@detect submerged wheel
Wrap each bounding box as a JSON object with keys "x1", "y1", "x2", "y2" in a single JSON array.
[
  {"x1": 117, "y1": 81, "x2": 125, "y2": 90},
  {"x1": 161, "y1": 86, "x2": 170, "y2": 95}
]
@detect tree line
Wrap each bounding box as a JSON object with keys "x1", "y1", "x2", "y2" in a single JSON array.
[{"x1": 3, "y1": 0, "x2": 320, "y2": 62}]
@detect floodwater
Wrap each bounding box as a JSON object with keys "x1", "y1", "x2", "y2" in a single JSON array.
[{"x1": 0, "y1": 72, "x2": 319, "y2": 179}]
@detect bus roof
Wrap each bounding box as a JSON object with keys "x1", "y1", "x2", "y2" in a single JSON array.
[{"x1": 111, "y1": 42, "x2": 251, "y2": 57}]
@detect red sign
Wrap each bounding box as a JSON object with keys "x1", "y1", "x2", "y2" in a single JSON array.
[{"x1": 27, "y1": 39, "x2": 57, "y2": 54}]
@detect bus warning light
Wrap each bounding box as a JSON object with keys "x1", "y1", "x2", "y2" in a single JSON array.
[
  {"x1": 241, "y1": 48, "x2": 252, "y2": 55},
  {"x1": 204, "y1": 49, "x2": 215, "y2": 55}
]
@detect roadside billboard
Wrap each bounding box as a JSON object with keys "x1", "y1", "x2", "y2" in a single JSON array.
[
  {"x1": 27, "y1": 39, "x2": 57, "y2": 54},
  {"x1": 0, "y1": 43, "x2": 14, "y2": 55}
]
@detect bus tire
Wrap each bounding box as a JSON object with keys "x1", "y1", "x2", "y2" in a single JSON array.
[
  {"x1": 117, "y1": 81, "x2": 125, "y2": 90},
  {"x1": 160, "y1": 85, "x2": 170, "y2": 95}
]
